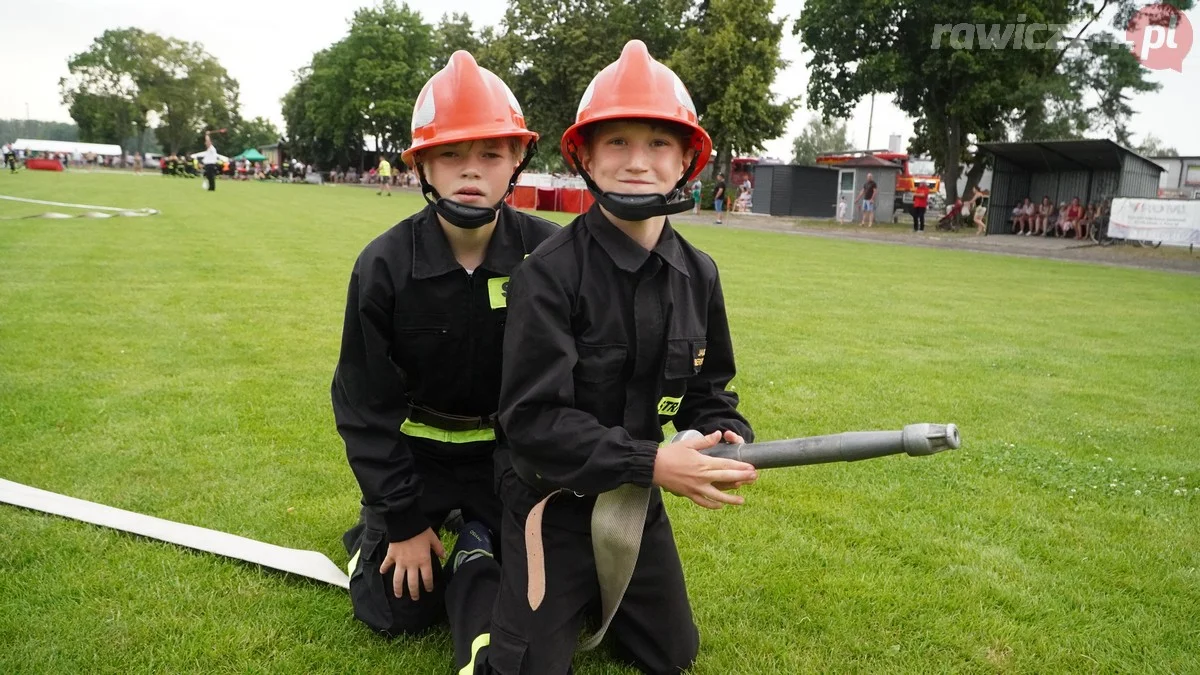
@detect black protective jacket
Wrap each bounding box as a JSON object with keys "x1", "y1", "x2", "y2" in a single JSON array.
[
  {"x1": 498, "y1": 205, "x2": 752, "y2": 511},
  {"x1": 333, "y1": 204, "x2": 559, "y2": 542}
]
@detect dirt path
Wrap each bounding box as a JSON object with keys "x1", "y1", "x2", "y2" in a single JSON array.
[{"x1": 671, "y1": 211, "x2": 1200, "y2": 276}]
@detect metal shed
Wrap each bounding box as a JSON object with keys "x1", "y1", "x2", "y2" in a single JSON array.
[
  {"x1": 828, "y1": 156, "x2": 902, "y2": 224},
  {"x1": 977, "y1": 139, "x2": 1164, "y2": 235},
  {"x1": 751, "y1": 164, "x2": 839, "y2": 218}
]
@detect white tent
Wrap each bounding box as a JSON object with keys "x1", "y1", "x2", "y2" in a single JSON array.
[{"x1": 10, "y1": 139, "x2": 123, "y2": 156}]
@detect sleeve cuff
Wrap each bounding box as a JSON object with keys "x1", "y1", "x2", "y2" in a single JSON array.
[
  {"x1": 696, "y1": 419, "x2": 754, "y2": 444},
  {"x1": 625, "y1": 440, "x2": 660, "y2": 488},
  {"x1": 384, "y1": 505, "x2": 431, "y2": 543}
]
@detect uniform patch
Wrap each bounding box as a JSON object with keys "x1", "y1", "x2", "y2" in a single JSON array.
[
  {"x1": 657, "y1": 396, "x2": 682, "y2": 416},
  {"x1": 693, "y1": 345, "x2": 706, "y2": 369},
  {"x1": 488, "y1": 277, "x2": 510, "y2": 309}
]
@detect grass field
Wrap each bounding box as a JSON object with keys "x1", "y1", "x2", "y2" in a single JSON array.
[{"x1": 1, "y1": 171, "x2": 1198, "y2": 674}]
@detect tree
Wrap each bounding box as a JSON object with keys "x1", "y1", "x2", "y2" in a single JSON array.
[
  {"x1": 432, "y1": 12, "x2": 483, "y2": 69},
  {"x1": 670, "y1": 0, "x2": 799, "y2": 180},
  {"x1": 66, "y1": 92, "x2": 135, "y2": 146},
  {"x1": 797, "y1": 0, "x2": 1190, "y2": 203},
  {"x1": 1135, "y1": 134, "x2": 1178, "y2": 158},
  {"x1": 340, "y1": 0, "x2": 436, "y2": 156},
  {"x1": 151, "y1": 39, "x2": 240, "y2": 155},
  {"x1": 59, "y1": 28, "x2": 165, "y2": 161},
  {"x1": 233, "y1": 117, "x2": 281, "y2": 151},
  {"x1": 281, "y1": 68, "x2": 341, "y2": 168},
  {"x1": 282, "y1": 0, "x2": 434, "y2": 168},
  {"x1": 495, "y1": 0, "x2": 690, "y2": 171},
  {"x1": 61, "y1": 28, "x2": 240, "y2": 157},
  {"x1": 791, "y1": 117, "x2": 852, "y2": 165}
]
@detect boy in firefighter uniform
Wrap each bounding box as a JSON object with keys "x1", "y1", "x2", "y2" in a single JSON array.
[
  {"x1": 490, "y1": 40, "x2": 758, "y2": 673},
  {"x1": 331, "y1": 51, "x2": 558, "y2": 672}
]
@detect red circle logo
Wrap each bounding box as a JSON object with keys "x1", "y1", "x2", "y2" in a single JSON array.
[{"x1": 1126, "y1": 4, "x2": 1192, "y2": 72}]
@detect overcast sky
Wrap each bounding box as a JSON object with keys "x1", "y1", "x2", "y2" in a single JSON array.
[{"x1": 3, "y1": 1, "x2": 1198, "y2": 159}]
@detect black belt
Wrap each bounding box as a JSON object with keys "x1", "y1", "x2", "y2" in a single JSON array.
[{"x1": 407, "y1": 404, "x2": 496, "y2": 432}]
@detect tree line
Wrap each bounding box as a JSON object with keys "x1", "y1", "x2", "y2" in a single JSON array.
[
  {"x1": 1, "y1": 120, "x2": 79, "y2": 146},
  {"x1": 60, "y1": 28, "x2": 279, "y2": 160},
  {"x1": 60, "y1": 0, "x2": 1182, "y2": 189},
  {"x1": 282, "y1": 0, "x2": 797, "y2": 178}
]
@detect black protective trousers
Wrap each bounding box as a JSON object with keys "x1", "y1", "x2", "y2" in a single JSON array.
[
  {"x1": 911, "y1": 206, "x2": 926, "y2": 231},
  {"x1": 485, "y1": 487, "x2": 699, "y2": 675},
  {"x1": 203, "y1": 163, "x2": 218, "y2": 191},
  {"x1": 343, "y1": 451, "x2": 501, "y2": 672}
]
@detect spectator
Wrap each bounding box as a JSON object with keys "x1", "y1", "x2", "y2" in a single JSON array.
[
  {"x1": 1080, "y1": 202, "x2": 1097, "y2": 240},
  {"x1": 1011, "y1": 201, "x2": 1026, "y2": 234},
  {"x1": 965, "y1": 187, "x2": 987, "y2": 235},
  {"x1": 377, "y1": 155, "x2": 392, "y2": 196},
  {"x1": 1065, "y1": 197, "x2": 1084, "y2": 239},
  {"x1": 837, "y1": 195, "x2": 848, "y2": 223},
  {"x1": 1017, "y1": 197, "x2": 1036, "y2": 235},
  {"x1": 733, "y1": 182, "x2": 752, "y2": 212},
  {"x1": 713, "y1": 172, "x2": 727, "y2": 224},
  {"x1": 1035, "y1": 196, "x2": 1052, "y2": 236},
  {"x1": 856, "y1": 172, "x2": 877, "y2": 227},
  {"x1": 911, "y1": 180, "x2": 930, "y2": 232},
  {"x1": 1092, "y1": 199, "x2": 1111, "y2": 239},
  {"x1": 691, "y1": 177, "x2": 702, "y2": 215}
]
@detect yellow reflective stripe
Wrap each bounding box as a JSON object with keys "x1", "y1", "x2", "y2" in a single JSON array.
[
  {"x1": 400, "y1": 419, "x2": 495, "y2": 443},
  {"x1": 488, "y1": 277, "x2": 510, "y2": 309},
  {"x1": 458, "y1": 632, "x2": 491, "y2": 675},
  {"x1": 657, "y1": 396, "x2": 682, "y2": 416},
  {"x1": 346, "y1": 548, "x2": 360, "y2": 577}
]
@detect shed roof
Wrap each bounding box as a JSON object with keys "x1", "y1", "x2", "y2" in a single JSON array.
[
  {"x1": 978, "y1": 139, "x2": 1163, "y2": 173},
  {"x1": 755, "y1": 163, "x2": 838, "y2": 172},
  {"x1": 832, "y1": 156, "x2": 902, "y2": 169}
]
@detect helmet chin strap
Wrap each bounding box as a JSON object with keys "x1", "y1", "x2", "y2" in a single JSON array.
[
  {"x1": 416, "y1": 140, "x2": 539, "y2": 230},
  {"x1": 567, "y1": 143, "x2": 699, "y2": 222}
]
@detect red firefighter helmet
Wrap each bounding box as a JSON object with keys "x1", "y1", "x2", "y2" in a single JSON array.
[
  {"x1": 402, "y1": 51, "x2": 537, "y2": 167},
  {"x1": 561, "y1": 40, "x2": 711, "y2": 180}
]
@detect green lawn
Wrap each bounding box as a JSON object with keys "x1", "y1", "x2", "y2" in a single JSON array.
[{"x1": 2, "y1": 171, "x2": 1198, "y2": 674}]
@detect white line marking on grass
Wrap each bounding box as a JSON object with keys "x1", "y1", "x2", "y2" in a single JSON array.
[
  {"x1": 0, "y1": 194, "x2": 132, "y2": 211},
  {"x1": 0, "y1": 194, "x2": 158, "y2": 219}
]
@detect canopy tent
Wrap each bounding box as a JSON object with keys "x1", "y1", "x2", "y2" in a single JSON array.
[
  {"x1": 188, "y1": 150, "x2": 230, "y2": 163},
  {"x1": 10, "y1": 139, "x2": 122, "y2": 156},
  {"x1": 234, "y1": 148, "x2": 266, "y2": 162}
]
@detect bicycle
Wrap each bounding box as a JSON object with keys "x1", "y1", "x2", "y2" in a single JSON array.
[{"x1": 1089, "y1": 217, "x2": 1161, "y2": 248}]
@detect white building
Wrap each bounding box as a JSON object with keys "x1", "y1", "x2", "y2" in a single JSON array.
[{"x1": 1150, "y1": 156, "x2": 1200, "y2": 199}]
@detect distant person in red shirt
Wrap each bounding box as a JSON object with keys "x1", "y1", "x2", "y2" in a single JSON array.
[
  {"x1": 911, "y1": 181, "x2": 930, "y2": 232},
  {"x1": 1065, "y1": 197, "x2": 1084, "y2": 239}
]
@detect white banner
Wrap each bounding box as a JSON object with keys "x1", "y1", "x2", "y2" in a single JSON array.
[{"x1": 1109, "y1": 198, "x2": 1200, "y2": 246}]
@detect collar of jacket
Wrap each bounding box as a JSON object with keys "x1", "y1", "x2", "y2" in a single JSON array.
[
  {"x1": 582, "y1": 204, "x2": 689, "y2": 278},
  {"x1": 411, "y1": 203, "x2": 529, "y2": 280}
]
